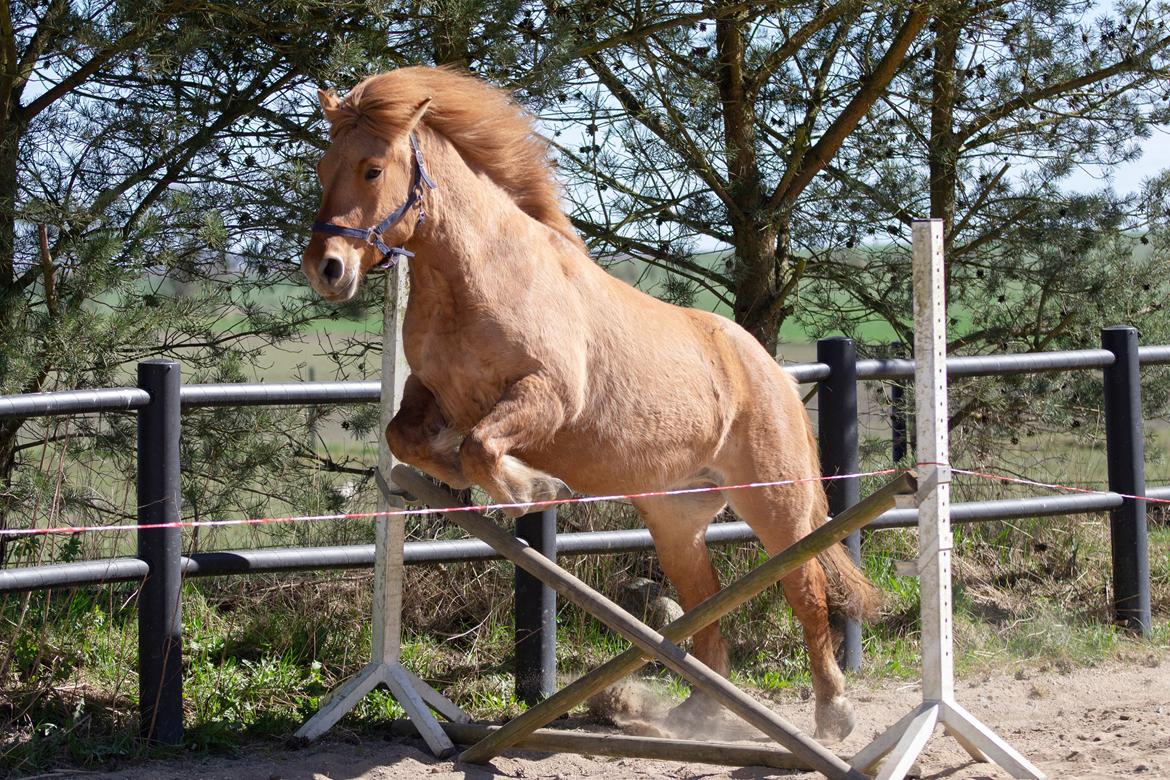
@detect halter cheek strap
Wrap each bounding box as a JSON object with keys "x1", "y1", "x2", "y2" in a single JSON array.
[{"x1": 311, "y1": 132, "x2": 438, "y2": 270}]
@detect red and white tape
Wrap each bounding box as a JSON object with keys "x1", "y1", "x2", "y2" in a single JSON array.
[
  {"x1": 3, "y1": 464, "x2": 1164, "y2": 539},
  {"x1": 0, "y1": 469, "x2": 899, "y2": 538}
]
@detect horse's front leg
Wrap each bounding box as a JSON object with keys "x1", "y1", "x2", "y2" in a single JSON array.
[
  {"x1": 385, "y1": 374, "x2": 471, "y2": 489},
  {"x1": 459, "y1": 373, "x2": 571, "y2": 518}
]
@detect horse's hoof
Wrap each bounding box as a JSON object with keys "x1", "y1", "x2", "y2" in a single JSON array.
[
  {"x1": 813, "y1": 695, "x2": 856, "y2": 742},
  {"x1": 534, "y1": 475, "x2": 572, "y2": 503},
  {"x1": 668, "y1": 692, "x2": 722, "y2": 728},
  {"x1": 503, "y1": 477, "x2": 571, "y2": 517}
]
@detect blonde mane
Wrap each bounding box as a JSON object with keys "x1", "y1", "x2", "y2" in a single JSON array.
[{"x1": 323, "y1": 66, "x2": 584, "y2": 251}]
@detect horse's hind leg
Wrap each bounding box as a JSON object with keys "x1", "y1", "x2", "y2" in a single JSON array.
[
  {"x1": 458, "y1": 373, "x2": 571, "y2": 517},
  {"x1": 634, "y1": 490, "x2": 741, "y2": 733},
  {"x1": 724, "y1": 478, "x2": 856, "y2": 742},
  {"x1": 634, "y1": 491, "x2": 730, "y2": 678},
  {"x1": 386, "y1": 374, "x2": 470, "y2": 489}
]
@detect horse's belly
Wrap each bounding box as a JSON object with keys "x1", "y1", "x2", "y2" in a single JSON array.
[
  {"x1": 521, "y1": 420, "x2": 723, "y2": 497},
  {"x1": 408, "y1": 308, "x2": 735, "y2": 494}
]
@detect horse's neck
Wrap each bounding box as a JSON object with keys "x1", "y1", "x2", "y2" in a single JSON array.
[
  {"x1": 403, "y1": 131, "x2": 602, "y2": 364},
  {"x1": 409, "y1": 131, "x2": 559, "y2": 286},
  {"x1": 400, "y1": 133, "x2": 517, "y2": 357}
]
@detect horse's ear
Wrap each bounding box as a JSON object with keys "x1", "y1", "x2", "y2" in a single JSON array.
[
  {"x1": 406, "y1": 97, "x2": 433, "y2": 132},
  {"x1": 317, "y1": 88, "x2": 340, "y2": 115}
]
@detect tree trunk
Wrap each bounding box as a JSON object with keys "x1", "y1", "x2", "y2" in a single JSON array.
[
  {"x1": 0, "y1": 111, "x2": 22, "y2": 565},
  {"x1": 731, "y1": 219, "x2": 785, "y2": 355},
  {"x1": 928, "y1": 4, "x2": 961, "y2": 242},
  {"x1": 0, "y1": 421, "x2": 19, "y2": 567},
  {"x1": 432, "y1": 9, "x2": 472, "y2": 67},
  {"x1": 0, "y1": 118, "x2": 19, "y2": 300},
  {"x1": 716, "y1": 7, "x2": 761, "y2": 210},
  {"x1": 718, "y1": 6, "x2": 787, "y2": 353}
]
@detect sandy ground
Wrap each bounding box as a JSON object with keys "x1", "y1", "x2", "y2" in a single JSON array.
[{"x1": 61, "y1": 649, "x2": 1168, "y2": 780}]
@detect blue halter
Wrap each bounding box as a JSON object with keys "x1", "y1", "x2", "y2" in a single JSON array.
[{"x1": 311, "y1": 132, "x2": 438, "y2": 270}]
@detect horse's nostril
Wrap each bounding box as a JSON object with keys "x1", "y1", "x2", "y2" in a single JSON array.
[{"x1": 320, "y1": 256, "x2": 344, "y2": 284}]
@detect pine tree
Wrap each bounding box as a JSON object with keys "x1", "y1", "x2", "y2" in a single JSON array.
[
  {"x1": 543, "y1": 0, "x2": 929, "y2": 353},
  {"x1": 818, "y1": 0, "x2": 1170, "y2": 343},
  {"x1": 0, "y1": 0, "x2": 408, "y2": 560}
]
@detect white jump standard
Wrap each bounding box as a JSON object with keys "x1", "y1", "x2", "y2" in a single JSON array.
[
  {"x1": 849, "y1": 219, "x2": 1045, "y2": 779},
  {"x1": 294, "y1": 263, "x2": 468, "y2": 756}
]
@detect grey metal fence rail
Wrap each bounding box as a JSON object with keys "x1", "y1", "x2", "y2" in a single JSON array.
[
  {"x1": 0, "y1": 490, "x2": 1139, "y2": 594},
  {"x1": 0, "y1": 325, "x2": 1163, "y2": 745}
]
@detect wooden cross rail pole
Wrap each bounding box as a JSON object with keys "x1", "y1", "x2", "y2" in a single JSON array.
[
  {"x1": 391, "y1": 467, "x2": 855, "y2": 779},
  {"x1": 390, "y1": 719, "x2": 814, "y2": 769},
  {"x1": 454, "y1": 471, "x2": 915, "y2": 765},
  {"x1": 392, "y1": 466, "x2": 914, "y2": 779}
]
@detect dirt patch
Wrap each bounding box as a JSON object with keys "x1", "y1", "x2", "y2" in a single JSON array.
[{"x1": 60, "y1": 650, "x2": 1169, "y2": 780}]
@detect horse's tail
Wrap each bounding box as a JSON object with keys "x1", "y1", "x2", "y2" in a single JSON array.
[
  {"x1": 804, "y1": 425, "x2": 884, "y2": 622},
  {"x1": 817, "y1": 529, "x2": 883, "y2": 621}
]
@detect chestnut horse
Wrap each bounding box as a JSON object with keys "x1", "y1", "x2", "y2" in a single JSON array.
[{"x1": 301, "y1": 66, "x2": 879, "y2": 740}]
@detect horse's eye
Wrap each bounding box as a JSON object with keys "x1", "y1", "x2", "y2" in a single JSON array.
[{"x1": 365, "y1": 167, "x2": 382, "y2": 181}]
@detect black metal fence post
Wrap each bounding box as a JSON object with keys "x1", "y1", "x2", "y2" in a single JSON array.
[
  {"x1": 888, "y1": 343, "x2": 909, "y2": 465},
  {"x1": 137, "y1": 360, "x2": 184, "y2": 743},
  {"x1": 515, "y1": 508, "x2": 557, "y2": 704},
  {"x1": 817, "y1": 337, "x2": 862, "y2": 671},
  {"x1": 1101, "y1": 326, "x2": 1152, "y2": 636},
  {"x1": 890, "y1": 381, "x2": 908, "y2": 465}
]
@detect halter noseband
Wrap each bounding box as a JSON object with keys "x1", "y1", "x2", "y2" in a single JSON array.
[{"x1": 311, "y1": 132, "x2": 438, "y2": 270}]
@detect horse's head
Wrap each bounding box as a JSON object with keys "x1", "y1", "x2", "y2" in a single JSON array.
[{"x1": 302, "y1": 88, "x2": 433, "y2": 302}]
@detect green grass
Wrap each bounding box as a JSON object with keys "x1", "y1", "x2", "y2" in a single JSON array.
[{"x1": 195, "y1": 261, "x2": 905, "y2": 369}]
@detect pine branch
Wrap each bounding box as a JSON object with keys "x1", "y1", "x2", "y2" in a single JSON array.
[
  {"x1": 556, "y1": 140, "x2": 733, "y2": 245},
  {"x1": 957, "y1": 34, "x2": 1170, "y2": 143},
  {"x1": 768, "y1": 2, "x2": 929, "y2": 209},
  {"x1": 37, "y1": 225, "x2": 57, "y2": 318},
  {"x1": 569, "y1": 0, "x2": 779, "y2": 59},
  {"x1": 822, "y1": 162, "x2": 917, "y2": 227},
  {"x1": 774, "y1": 19, "x2": 852, "y2": 201},
  {"x1": 570, "y1": 216, "x2": 735, "y2": 307},
  {"x1": 121, "y1": 69, "x2": 299, "y2": 237},
  {"x1": 584, "y1": 52, "x2": 739, "y2": 217},
  {"x1": 12, "y1": 0, "x2": 67, "y2": 95},
  {"x1": 748, "y1": 0, "x2": 863, "y2": 97},
  {"x1": 0, "y1": 1, "x2": 17, "y2": 109},
  {"x1": 20, "y1": 16, "x2": 166, "y2": 122},
  {"x1": 951, "y1": 162, "x2": 1010, "y2": 239}
]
